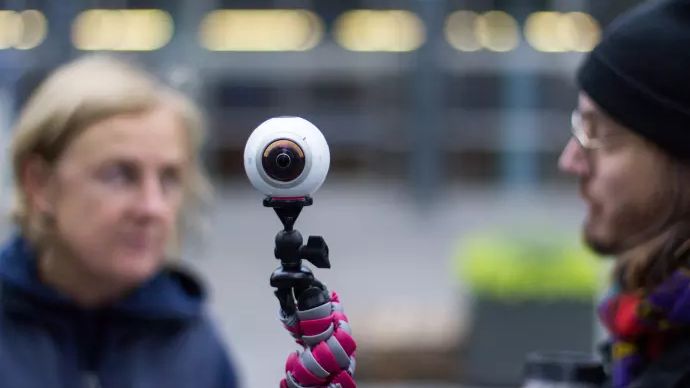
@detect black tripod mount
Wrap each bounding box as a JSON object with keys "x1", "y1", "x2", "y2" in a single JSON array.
[{"x1": 264, "y1": 196, "x2": 331, "y2": 314}]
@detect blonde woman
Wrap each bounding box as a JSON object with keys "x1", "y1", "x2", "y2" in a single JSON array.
[{"x1": 0, "y1": 56, "x2": 237, "y2": 387}]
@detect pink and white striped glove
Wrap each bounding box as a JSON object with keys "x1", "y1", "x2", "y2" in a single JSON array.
[{"x1": 279, "y1": 292, "x2": 356, "y2": 388}]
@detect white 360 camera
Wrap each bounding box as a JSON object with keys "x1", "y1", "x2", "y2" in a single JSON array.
[{"x1": 244, "y1": 117, "x2": 330, "y2": 198}]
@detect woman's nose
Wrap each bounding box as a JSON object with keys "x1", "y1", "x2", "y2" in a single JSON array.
[{"x1": 136, "y1": 177, "x2": 168, "y2": 219}]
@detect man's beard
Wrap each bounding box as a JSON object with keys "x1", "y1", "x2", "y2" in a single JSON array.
[
  {"x1": 583, "y1": 217, "x2": 623, "y2": 256},
  {"x1": 582, "y1": 198, "x2": 674, "y2": 257}
]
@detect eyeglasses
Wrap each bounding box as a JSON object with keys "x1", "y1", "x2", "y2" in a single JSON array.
[{"x1": 571, "y1": 110, "x2": 604, "y2": 150}]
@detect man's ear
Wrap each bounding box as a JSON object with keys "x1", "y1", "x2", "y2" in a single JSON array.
[{"x1": 20, "y1": 156, "x2": 56, "y2": 217}]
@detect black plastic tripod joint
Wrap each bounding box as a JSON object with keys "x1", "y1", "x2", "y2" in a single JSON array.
[
  {"x1": 263, "y1": 196, "x2": 313, "y2": 232},
  {"x1": 264, "y1": 196, "x2": 332, "y2": 315},
  {"x1": 264, "y1": 196, "x2": 331, "y2": 289}
]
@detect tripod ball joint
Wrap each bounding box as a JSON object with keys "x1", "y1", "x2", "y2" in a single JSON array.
[
  {"x1": 244, "y1": 116, "x2": 330, "y2": 199},
  {"x1": 273, "y1": 229, "x2": 331, "y2": 271}
]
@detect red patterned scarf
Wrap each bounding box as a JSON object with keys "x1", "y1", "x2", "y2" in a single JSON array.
[{"x1": 598, "y1": 268, "x2": 690, "y2": 387}]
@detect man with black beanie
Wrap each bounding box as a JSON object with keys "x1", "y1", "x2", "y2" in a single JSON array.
[{"x1": 559, "y1": 0, "x2": 690, "y2": 387}]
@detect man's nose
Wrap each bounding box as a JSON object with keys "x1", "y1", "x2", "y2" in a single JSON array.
[{"x1": 558, "y1": 137, "x2": 590, "y2": 176}]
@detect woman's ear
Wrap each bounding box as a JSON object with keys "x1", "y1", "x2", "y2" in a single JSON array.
[{"x1": 21, "y1": 156, "x2": 56, "y2": 217}]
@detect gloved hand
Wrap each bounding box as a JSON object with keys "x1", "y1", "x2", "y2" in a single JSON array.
[{"x1": 277, "y1": 283, "x2": 356, "y2": 388}]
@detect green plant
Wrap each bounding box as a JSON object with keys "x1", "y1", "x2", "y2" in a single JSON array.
[{"x1": 453, "y1": 231, "x2": 605, "y2": 301}]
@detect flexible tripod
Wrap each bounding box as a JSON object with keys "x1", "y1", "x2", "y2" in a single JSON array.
[{"x1": 265, "y1": 196, "x2": 357, "y2": 388}]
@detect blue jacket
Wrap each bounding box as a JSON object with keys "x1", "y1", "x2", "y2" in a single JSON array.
[{"x1": 0, "y1": 235, "x2": 238, "y2": 388}]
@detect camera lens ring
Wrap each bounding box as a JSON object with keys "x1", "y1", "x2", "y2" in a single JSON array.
[
  {"x1": 261, "y1": 139, "x2": 305, "y2": 182},
  {"x1": 255, "y1": 135, "x2": 312, "y2": 189},
  {"x1": 276, "y1": 153, "x2": 291, "y2": 169}
]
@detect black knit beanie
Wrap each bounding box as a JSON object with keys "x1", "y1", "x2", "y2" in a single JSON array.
[{"x1": 576, "y1": 0, "x2": 690, "y2": 160}]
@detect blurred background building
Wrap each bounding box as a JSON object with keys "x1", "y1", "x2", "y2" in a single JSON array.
[{"x1": 0, "y1": 1, "x2": 645, "y2": 387}]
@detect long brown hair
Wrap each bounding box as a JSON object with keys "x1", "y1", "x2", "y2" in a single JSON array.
[{"x1": 614, "y1": 160, "x2": 690, "y2": 292}]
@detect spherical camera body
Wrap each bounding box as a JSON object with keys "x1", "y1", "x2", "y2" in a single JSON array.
[{"x1": 244, "y1": 117, "x2": 330, "y2": 198}]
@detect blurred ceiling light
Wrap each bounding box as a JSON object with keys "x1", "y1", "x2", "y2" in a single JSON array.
[
  {"x1": 525, "y1": 11, "x2": 565, "y2": 52},
  {"x1": 73, "y1": 9, "x2": 173, "y2": 51},
  {"x1": 0, "y1": 10, "x2": 47, "y2": 50},
  {"x1": 445, "y1": 10, "x2": 481, "y2": 52},
  {"x1": 526, "y1": 11, "x2": 601, "y2": 53},
  {"x1": 16, "y1": 10, "x2": 47, "y2": 49},
  {"x1": 475, "y1": 11, "x2": 519, "y2": 52},
  {"x1": 562, "y1": 12, "x2": 600, "y2": 52},
  {"x1": 0, "y1": 11, "x2": 20, "y2": 49},
  {"x1": 73, "y1": 10, "x2": 119, "y2": 50},
  {"x1": 199, "y1": 9, "x2": 323, "y2": 52},
  {"x1": 334, "y1": 10, "x2": 425, "y2": 52}
]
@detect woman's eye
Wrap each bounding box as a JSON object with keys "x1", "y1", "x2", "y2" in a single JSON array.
[
  {"x1": 161, "y1": 168, "x2": 182, "y2": 192},
  {"x1": 99, "y1": 164, "x2": 135, "y2": 186}
]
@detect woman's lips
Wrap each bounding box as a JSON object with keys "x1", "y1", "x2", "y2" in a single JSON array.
[{"x1": 120, "y1": 232, "x2": 158, "y2": 252}]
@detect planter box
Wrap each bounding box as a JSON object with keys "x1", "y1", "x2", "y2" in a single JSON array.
[{"x1": 461, "y1": 297, "x2": 595, "y2": 387}]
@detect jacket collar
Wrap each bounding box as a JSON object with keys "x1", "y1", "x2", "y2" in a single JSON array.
[{"x1": 0, "y1": 234, "x2": 206, "y2": 322}]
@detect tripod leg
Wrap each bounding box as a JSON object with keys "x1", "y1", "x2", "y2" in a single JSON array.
[
  {"x1": 277, "y1": 280, "x2": 357, "y2": 388},
  {"x1": 275, "y1": 287, "x2": 297, "y2": 316}
]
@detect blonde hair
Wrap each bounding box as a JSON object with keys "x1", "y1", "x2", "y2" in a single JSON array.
[{"x1": 10, "y1": 55, "x2": 210, "y2": 247}]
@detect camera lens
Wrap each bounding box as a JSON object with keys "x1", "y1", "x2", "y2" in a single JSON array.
[{"x1": 262, "y1": 139, "x2": 306, "y2": 182}]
